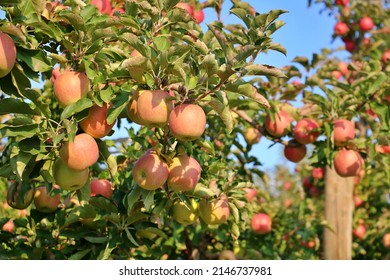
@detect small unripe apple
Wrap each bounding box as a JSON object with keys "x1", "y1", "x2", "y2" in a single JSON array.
[
  {"x1": 172, "y1": 199, "x2": 199, "y2": 225},
  {"x1": 294, "y1": 118, "x2": 320, "y2": 144},
  {"x1": 53, "y1": 159, "x2": 89, "y2": 191},
  {"x1": 199, "y1": 197, "x2": 230, "y2": 225},
  {"x1": 333, "y1": 149, "x2": 363, "y2": 177},
  {"x1": 264, "y1": 111, "x2": 292, "y2": 138},
  {"x1": 54, "y1": 71, "x2": 90, "y2": 106},
  {"x1": 334, "y1": 22, "x2": 349, "y2": 36},
  {"x1": 34, "y1": 186, "x2": 61, "y2": 213},
  {"x1": 60, "y1": 133, "x2": 99, "y2": 171},
  {"x1": 80, "y1": 103, "x2": 115, "y2": 138},
  {"x1": 244, "y1": 127, "x2": 262, "y2": 145},
  {"x1": 169, "y1": 104, "x2": 207, "y2": 141},
  {"x1": 284, "y1": 140, "x2": 307, "y2": 163},
  {"x1": 251, "y1": 213, "x2": 272, "y2": 234},
  {"x1": 333, "y1": 119, "x2": 355, "y2": 146},
  {"x1": 359, "y1": 16, "x2": 374, "y2": 31},
  {"x1": 0, "y1": 32, "x2": 17, "y2": 78},
  {"x1": 353, "y1": 224, "x2": 366, "y2": 240},
  {"x1": 90, "y1": 178, "x2": 113, "y2": 198},
  {"x1": 167, "y1": 154, "x2": 201, "y2": 192}
]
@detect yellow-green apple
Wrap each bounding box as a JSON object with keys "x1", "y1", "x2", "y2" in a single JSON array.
[
  {"x1": 193, "y1": 8, "x2": 204, "y2": 24},
  {"x1": 168, "y1": 104, "x2": 206, "y2": 141},
  {"x1": 136, "y1": 90, "x2": 174, "y2": 128},
  {"x1": 54, "y1": 71, "x2": 90, "y2": 106},
  {"x1": 353, "y1": 224, "x2": 366, "y2": 240},
  {"x1": 132, "y1": 150, "x2": 169, "y2": 190},
  {"x1": 284, "y1": 140, "x2": 307, "y2": 163},
  {"x1": 333, "y1": 119, "x2": 355, "y2": 146},
  {"x1": 2, "y1": 220, "x2": 15, "y2": 233},
  {"x1": 264, "y1": 111, "x2": 292, "y2": 138},
  {"x1": 334, "y1": 22, "x2": 349, "y2": 36},
  {"x1": 244, "y1": 127, "x2": 261, "y2": 145},
  {"x1": 294, "y1": 118, "x2": 320, "y2": 144},
  {"x1": 90, "y1": 178, "x2": 113, "y2": 198},
  {"x1": 34, "y1": 185, "x2": 61, "y2": 213},
  {"x1": 80, "y1": 103, "x2": 115, "y2": 138},
  {"x1": 91, "y1": 0, "x2": 112, "y2": 15},
  {"x1": 199, "y1": 197, "x2": 230, "y2": 225},
  {"x1": 167, "y1": 154, "x2": 201, "y2": 192},
  {"x1": 333, "y1": 149, "x2": 363, "y2": 177},
  {"x1": 383, "y1": 233, "x2": 390, "y2": 249},
  {"x1": 243, "y1": 188, "x2": 257, "y2": 202},
  {"x1": 0, "y1": 32, "x2": 17, "y2": 78},
  {"x1": 53, "y1": 159, "x2": 89, "y2": 191},
  {"x1": 6, "y1": 181, "x2": 34, "y2": 210},
  {"x1": 218, "y1": 250, "x2": 237, "y2": 260},
  {"x1": 59, "y1": 133, "x2": 99, "y2": 171},
  {"x1": 251, "y1": 213, "x2": 272, "y2": 234},
  {"x1": 172, "y1": 199, "x2": 199, "y2": 225},
  {"x1": 359, "y1": 16, "x2": 374, "y2": 31},
  {"x1": 175, "y1": 2, "x2": 194, "y2": 15}
]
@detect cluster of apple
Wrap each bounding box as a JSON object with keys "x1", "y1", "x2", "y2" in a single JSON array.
[{"x1": 301, "y1": 167, "x2": 325, "y2": 198}]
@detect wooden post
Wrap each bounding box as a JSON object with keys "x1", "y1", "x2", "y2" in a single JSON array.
[{"x1": 324, "y1": 166, "x2": 354, "y2": 260}]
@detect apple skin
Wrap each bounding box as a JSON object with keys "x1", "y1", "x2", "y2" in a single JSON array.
[
  {"x1": 335, "y1": 0, "x2": 348, "y2": 6},
  {"x1": 53, "y1": 159, "x2": 89, "y2": 191},
  {"x1": 244, "y1": 127, "x2": 261, "y2": 145},
  {"x1": 168, "y1": 104, "x2": 207, "y2": 141},
  {"x1": 312, "y1": 167, "x2": 325, "y2": 179},
  {"x1": 332, "y1": 70, "x2": 342, "y2": 80},
  {"x1": 382, "y1": 50, "x2": 390, "y2": 64},
  {"x1": 354, "y1": 195, "x2": 363, "y2": 208},
  {"x1": 172, "y1": 199, "x2": 199, "y2": 226},
  {"x1": 264, "y1": 111, "x2": 292, "y2": 138},
  {"x1": 167, "y1": 154, "x2": 201, "y2": 192},
  {"x1": 60, "y1": 133, "x2": 99, "y2": 171},
  {"x1": 333, "y1": 149, "x2": 363, "y2": 177},
  {"x1": 243, "y1": 188, "x2": 257, "y2": 202},
  {"x1": 34, "y1": 186, "x2": 61, "y2": 213},
  {"x1": 0, "y1": 32, "x2": 17, "y2": 78},
  {"x1": 132, "y1": 151, "x2": 169, "y2": 190},
  {"x1": 294, "y1": 118, "x2": 320, "y2": 144},
  {"x1": 6, "y1": 181, "x2": 35, "y2": 210},
  {"x1": 251, "y1": 213, "x2": 272, "y2": 234},
  {"x1": 333, "y1": 119, "x2": 355, "y2": 146},
  {"x1": 218, "y1": 250, "x2": 237, "y2": 260},
  {"x1": 359, "y1": 16, "x2": 374, "y2": 31},
  {"x1": 382, "y1": 233, "x2": 390, "y2": 249},
  {"x1": 338, "y1": 61, "x2": 349, "y2": 75},
  {"x1": 80, "y1": 103, "x2": 115, "y2": 138},
  {"x1": 91, "y1": 0, "x2": 112, "y2": 15},
  {"x1": 284, "y1": 141, "x2": 307, "y2": 163},
  {"x1": 199, "y1": 198, "x2": 230, "y2": 225},
  {"x1": 334, "y1": 22, "x2": 349, "y2": 36},
  {"x1": 54, "y1": 71, "x2": 90, "y2": 106},
  {"x1": 352, "y1": 224, "x2": 366, "y2": 240},
  {"x1": 344, "y1": 39, "x2": 355, "y2": 52},
  {"x1": 2, "y1": 220, "x2": 15, "y2": 233},
  {"x1": 136, "y1": 90, "x2": 174, "y2": 128},
  {"x1": 127, "y1": 91, "x2": 148, "y2": 125},
  {"x1": 175, "y1": 2, "x2": 194, "y2": 15},
  {"x1": 193, "y1": 9, "x2": 205, "y2": 24},
  {"x1": 90, "y1": 178, "x2": 113, "y2": 198}
]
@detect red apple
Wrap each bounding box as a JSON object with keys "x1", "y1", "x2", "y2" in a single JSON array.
[
  {"x1": 334, "y1": 22, "x2": 349, "y2": 36},
  {"x1": 294, "y1": 118, "x2": 320, "y2": 144},
  {"x1": 90, "y1": 178, "x2": 113, "y2": 198},
  {"x1": 333, "y1": 149, "x2": 363, "y2": 177},
  {"x1": 354, "y1": 195, "x2": 363, "y2": 208},
  {"x1": 243, "y1": 188, "x2": 257, "y2": 202},
  {"x1": 353, "y1": 224, "x2": 366, "y2": 240},
  {"x1": 80, "y1": 103, "x2": 115, "y2": 138},
  {"x1": 51, "y1": 66, "x2": 61, "y2": 83},
  {"x1": 344, "y1": 39, "x2": 355, "y2": 52},
  {"x1": 338, "y1": 61, "x2": 349, "y2": 75},
  {"x1": 34, "y1": 185, "x2": 61, "y2": 213},
  {"x1": 382, "y1": 50, "x2": 390, "y2": 64},
  {"x1": 312, "y1": 167, "x2": 325, "y2": 180},
  {"x1": 251, "y1": 213, "x2": 272, "y2": 234},
  {"x1": 332, "y1": 70, "x2": 342, "y2": 80},
  {"x1": 168, "y1": 104, "x2": 206, "y2": 141},
  {"x1": 333, "y1": 119, "x2": 355, "y2": 146},
  {"x1": 167, "y1": 154, "x2": 201, "y2": 192},
  {"x1": 2, "y1": 220, "x2": 15, "y2": 233},
  {"x1": 0, "y1": 32, "x2": 17, "y2": 78},
  {"x1": 284, "y1": 140, "x2": 307, "y2": 163},
  {"x1": 283, "y1": 182, "x2": 292, "y2": 191},
  {"x1": 335, "y1": 0, "x2": 348, "y2": 6},
  {"x1": 175, "y1": 2, "x2": 194, "y2": 15},
  {"x1": 193, "y1": 9, "x2": 205, "y2": 24},
  {"x1": 199, "y1": 197, "x2": 230, "y2": 225},
  {"x1": 54, "y1": 71, "x2": 90, "y2": 106},
  {"x1": 303, "y1": 177, "x2": 314, "y2": 189},
  {"x1": 359, "y1": 16, "x2": 374, "y2": 31},
  {"x1": 264, "y1": 111, "x2": 292, "y2": 138},
  {"x1": 383, "y1": 233, "x2": 390, "y2": 249},
  {"x1": 60, "y1": 133, "x2": 99, "y2": 171}
]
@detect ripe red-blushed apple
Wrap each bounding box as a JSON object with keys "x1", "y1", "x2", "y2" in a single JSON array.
[
  {"x1": 167, "y1": 154, "x2": 201, "y2": 192},
  {"x1": 294, "y1": 118, "x2": 320, "y2": 144},
  {"x1": 312, "y1": 167, "x2": 325, "y2": 180},
  {"x1": 136, "y1": 90, "x2": 175, "y2": 128},
  {"x1": 333, "y1": 149, "x2": 363, "y2": 177},
  {"x1": 303, "y1": 177, "x2": 314, "y2": 189},
  {"x1": 175, "y1": 2, "x2": 194, "y2": 15},
  {"x1": 344, "y1": 39, "x2": 355, "y2": 52},
  {"x1": 199, "y1": 197, "x2": 230, "y2": 225},
  {"x1": 353, "y1": 224, "x2": 366, "y2": 240},
  {"x1": 34, "y1": 185, "x2": 61, "y2": 213},
  {"x1": 172, "y1": 199, "x2": 199, "y2": 226},
  {"x1": 193, "y1": 9, "x2": 205, "y2": 24},
  {"x1": 264, "y1": 111, "x2": 292, "y2": 138},
  {"x1": 132, "y1": 150, "x2": 169, "y2": 190},
  {"x1": 90, "y1": 178, "x2": 113, "y2": 198},
  {"x1": 168, "y1": 104, "x2": 207, "y2": 141},
  {"x1": 338, "y1": 61, "x2": 349, "y2": 75},
  {"x1": 244, "y1": 127, "x2": 262, "y2": 145},
  {"x1": 53, "y1": 158, "x2": 89, "y2": 191},
  {"x1": 91, "y1": 0, "x2": 112, "y2": 15},
  {"x1": 284, "y1": 140, "x2": 307, "y2": 163},
  {"x1": 332, "y1": 70, "x2": 342, "y2": 80},
  {"x1": 383, "y1": 233, "x2": 390, "y2": 249},
  {"x1": 359, "y1": 16, "x2": 374, "y2": 31},
  {"x1": 54, "y1": 71, "x2": 90, "y2": 106},
  {"x1": 243, "y1": 188, "x2": 257, "y2": 202},
  {"x1": 60, "y1": 133, "x2": 99, "y2": 171},
  {"x1": 2, "y1": 220, "x2": 15, "y2": 233},
  {"x1": 334, "y1": 22, "x2": 349, "y2": 36},
  {"x1": 375, "y1": 145, "x2": 390, "y2": 154},
  {"x1": 333, "y1": 119, "x2": 355, "y2": 146},
  {"x1": 283, "y1": 181, "x2": 292, "y2": 191},
  {"x1": 0, "y1": 32, "x2": 17, "y2": 78},
  {"x1": 6, "y1": 181, "x2": 35, "y2": 210},
  {"x1": 354, "y1": 195, "x2": 363, "y2": 208},
  {"x1": 382, "y1": 50, "x2": 390, "y2": 64},
  {"x1": 80, "y1": 103, "x2": 115, "y2": 138},
  {"x1": 251, "y1": 213, "x2": 272, "y2": 234},
  {"x1": 301, "y1": 240, "x2": 316, "y2": 249},
  {"x1": 335, "y1": 0, "x2": 348, "y2": 6}
]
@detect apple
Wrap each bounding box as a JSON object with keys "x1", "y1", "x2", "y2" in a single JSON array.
[
  {"x1": 218, "y1": 250, "x2": 237, "y2": 260},
  {"x1": 199, "y1": 197, "x2": 230, "y2": 225},
  {"x1": 2, "y1": 220, "x2": 15, "y2": 233},
  {"x1": 376, "y1": 145, "x2": 390, "y2": 154},
  {"x1": 0, "y1": 32, "x2": 17, "y2": 78},
  {"x1": 91, "y1": 0, "x2": 112, "y2": 15},
  {"x1": 333, "y1": 119, "x2": 355, "y2": 146},
  {"x1": 303, "y1": 177, "x2": 314, "y2": 189},
  {"x1": 359, "y1": 16, "x2": 374, "y2": 31},
  {"x1": 332, "y1": 70, "x2": 342, "y2": 80},
  {"x1": 264, "y1": 111, "x2": 292, "y2": 138},
  {"x1": 54, "y1": 71, "x2": 90, "y2": 106},
  {"x1": 60, "y1": 133, "x2": 99, "y2": 171},
  {"x1": 284, "y1": 140, "x2": 307, "y2": 163},
  {"x1": 34, "y1": 185, "x2": 61, "y2": 213},
  {"x1": 127, "y1": 91, "x2": 148, "y2": 125},
  {"x1": 167, "y1": 154, "x2": 201, "y2": 192},
  {"x1": 6, "y1": 181, "x2": 35, "y2": 210},
  {"x1": 90, "y1": 178, "x2": 113, "y2": 198},
  {"x1": 80, "y1": 103, "x2": 115, "y2": 138},
  {"x1": 338, "y1": 61, "x2": 349, "y2": 75},
  {"x1": 136, "y1": 90, "x2": 174, "y2": 128},
  {"x1": 51, "y1": 66, "x2": 61, "y2": 83},
  {"x1": 168, "y1": 104, "x2": 207, "y2": 141},
  {"x1": 53, "y1": 158, "x2": 89, "y2": 191},
  {"x1": 301, "y1": 240, "x2": 316, "y2": 249},
  {"x1": 172, "y1": 199, "x2": 199, "y2": 225},
  {"x1": 333, "y1": 149, "x2": 363, "y2": 177},
  {"x1": 243, "y1": 188, "x2": 257, "y2": 202},
  {"x1": 382, "y1": 50, "x2": 390, "y2": 64},
  {"x1": 312, "y1": 167, "x2": 325, "y2": 180},
  {"x1": 283, "y1": 182, "x2": 292, "y2": 191},
  {"x1": 354, "y1": 195, "x2": 363, "y2": 208},
  {"x1": 334, "y1": 22, "x2": 349, "y2": 36},
  {"x1": 335, "y1": 0, "x2": 348, "y2": 6},
  {"x1": 175, "y1": 2, "x2": 194, "y2": 15},
  {"x1": 251, "y1": 213, "x2": 272, "y2": 234},
  {"x1": 244, "y1": 127, "x2": 261, "y2": 145},
  {"x1": 309, "y1": 186, "x2": 321, "y2": 197},
  {"x1": 132, "y1": 150, "x2": 169, "y2": 190},
  {"x1": 353, "y1": 224, "x2": 366, "y2": 240},
  {"x1": 294, "y1": 118, "x2": 320, "y2": 144},
  {"x1": 284, "y1": 198, "x2": 292, "y2": 207},
  {"x1": 382, "y1": 233, "x2": 390, "y2": 249},
  {"x1": 344, "y1": 39, "x2": 355, "y2": 52},
  {"x1": 193, "y1": 9, "x2": 205, "y2": 24}
]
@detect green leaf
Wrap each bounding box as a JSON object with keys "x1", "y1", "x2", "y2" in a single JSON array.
[
  {"x1": 367, "y1": 73, "x2": 387, "y2": 95},
  {"x1": 0, "y1": 98, "x2": 38, "y2": 115},
  {"x1": 61, "y1": 98, "x2": 93, "y2": 120},
  {"x1": 153, "y1": 36, "x2": 170, "y2": 51},
  {"x1": 97, "y1": 141, "x2": 117, "y2": 177},
  {"x1": 16, "y1": 48, "x2": 52, "y2": 73},
  {"x1": 191, "y1": 183, "x2": 216, "y2": 198},
  {"x1": 126, "y1": 187, "x2": 142, "y2": 215},
  {"x1": 244, "y1": 64, "x2": 286, "y2": 78},
  {"x1": 84, "y1": 236, "x2": 109, "y2": 244},
  {"x1": 208, "y1": 99, "x2": 233, "y2": 134},
  {"x1": 107, "y1": 91, "x2": 130, "y2": 125},
  {"x1": 142, "y1": 190, "x2": 155, "y2": 211},
  {"x1": 68, "y1": 249, "x2": 92, "y2": 260},
  {"x1": 58, "y1": 10, "x2": 86, "y2": 31},
  {"x1": 202, "y1": 54, "x2": 219, "y2": 76},
  {"x1": 125, "y1": 227, "x2": 140, "y2": 247},
  {"x1": 89, "y1": 196, "x2": 118, "y2": 213},
  {"x1": 24, "y1": 88, "x2": 51, "y2": 118},
  {"x1": 225, "y1": 82, "x2": 270, "y2": 108}
]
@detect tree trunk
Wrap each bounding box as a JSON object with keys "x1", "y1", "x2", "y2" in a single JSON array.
[{"x1": 324, "y1": 166, "x2": 354, "y2": 260}]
